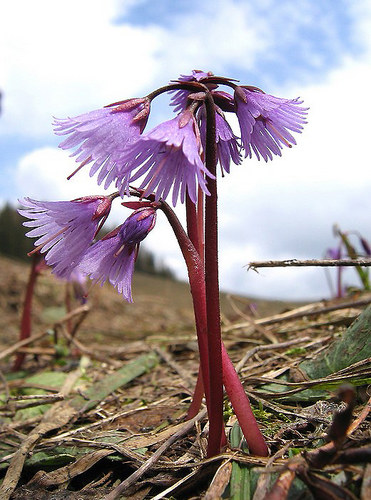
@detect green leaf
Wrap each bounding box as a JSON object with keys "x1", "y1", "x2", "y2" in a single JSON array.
[
  {"x1": 300, "y1": 305, "x2": 371, "y2": 379},
  {"x1": 69, "y1": 351, "x2": 159, "y2": 412}
]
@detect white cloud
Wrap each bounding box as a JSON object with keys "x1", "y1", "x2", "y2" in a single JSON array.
[
  {"x1": 0, "y1": 1, "x2": 162, "y2": 137},
  {"x1": 215, "y1": 55, "x2": 371, "y2": 299},
  {"x1": 5, "y1": 0, "x2": 371, "y2": 300},
  {"x1": 14, "y1": 147, "x2": 105, "y2": 200},
  {"x1": 151, "y1": 1, "x2": 268, "y2": 78}
]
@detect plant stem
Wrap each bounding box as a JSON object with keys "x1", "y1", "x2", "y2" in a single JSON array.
[
  {"x1": 160, "y1": 201, "x2": 212, "y2": 418},
  {"x1": 13, "y1": 254, "x2": 40, "y2": 371},
  {"x1": 203, "y1": 92, "x2": 224, "y2": 456},
  {"x1": 186, "y1": 194, "x2": 200, "y2": 255},
  {"x1": 185, "y1": 193, "x2": 206, "y2": 419},
  {"x1": 221, "y1": 343, "x2": 269, "y2": 456},
  {"x1": 197, "y1": 185, "x2": 205, "y2": 265},
  {"x1": 160, "y1": 200, "x2": 268, "y2": 456},
  {"x1": 186, "y1": 365, "x2": 205, "y2": 419}
]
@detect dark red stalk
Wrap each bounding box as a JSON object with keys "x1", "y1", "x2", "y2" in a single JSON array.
[
  {"x1": 185, "y1": 194, "x2": 206, "y2": 419},
  {"x1": 203, "y1": 92, "x2": 225, "y2": 456},
  {"x1": 160, "y1": 201, "x2": 212, "y2": 417},
  {"x1": 13, "y1": 253, "x2": 41, "y2": 371},
  {"x1": 185, "y1": 188, "x2": 206, "y2": 419},
  {"x1": 186, "y1": 365, "x2": 205, "y2": 419},
  {"x1": 197, "y1": 185, "x2": 205, "y2": 266},
  {"x1": 185, "y1": 195, "x2": 200, "y2": 256},
  {"x1": 221, "y1": 344, "x2": 269, "y2": 456},
  {"x1": 160, "y1": 200, "x2": 268, "y2": 456}
]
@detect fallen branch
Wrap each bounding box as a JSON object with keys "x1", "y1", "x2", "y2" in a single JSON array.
[
  {"x1": 224, "y1": 296, "x2": 371, "y2": 332},
  {"x1": 104, "y1": 408, "x2": 208, "y2": 500},
  {"x1": 235, "y1": 336, "x2": 311, "y2": 372},
  {"x1": 0, "y1": 305, "x2": 90, "y2": 363},
  {"x1": 248, "y1": 258, "x2": 371, "y2": 270}
]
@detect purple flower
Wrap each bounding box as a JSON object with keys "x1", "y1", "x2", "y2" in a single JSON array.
[
  {"x1": 68, "y1": 268, "x2": 88, "y2": 304},
  {"x1": 115, "y1": 110, "x2": 214, "y2": 206},
  {"x1": 19, "y1": 196, "x2": 112, "y2": 278},
  {"x1": 199, "y1": 106, "x2": 241, "y2": 175},
  {"x1": 325, "y1": 246, "x2": 342, "y2": 260},
  {"x1": 234, "y1": 87, "x2": 308, "y2": 161},
  {"x1": 360, "y1": 237, "x2": 371, "y2": 256},
  {"x1": 79, "y1": 207, "x2": 157, "y2": 302},
  {"x1": 170, "y1": 70, "x2": 213, "y2": 113},
  {"x1": 53, "y1": 98, "x2": 150, "y2": 188}
]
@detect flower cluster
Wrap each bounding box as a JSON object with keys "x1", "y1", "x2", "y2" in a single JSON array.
[
  {"x1": 53, "y1": 69, "x2": 307, "y2": 205},
  {"x1": 20, "y1": 70, "x2": 307, "y2": 302},
  {"x1": 20, "y1": 196, "x2": 156, "y2": 301}
]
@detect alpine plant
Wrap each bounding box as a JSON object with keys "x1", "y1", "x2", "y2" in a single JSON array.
[{"x1": 19, "y1": 70, "x2": 307, "y2": 458}]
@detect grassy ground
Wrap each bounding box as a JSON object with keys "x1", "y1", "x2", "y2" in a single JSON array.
[
  {"x1": 0, "y1": 255, "x2": 303, "y2": 348},
  {"x1": 0, "y1": 255, "x2": 370, "y2": 499}
]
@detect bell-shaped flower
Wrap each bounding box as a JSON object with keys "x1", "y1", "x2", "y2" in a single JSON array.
[
  {"x1": 234, "y1": 87, "x2": 308, "y2": 161},
  {"x1": 115, "y1": 110, "x2": 214, "y2": 206},
  {"x1": 19, "y1": 196, "x2": 112, "y2": 278},
  {"x1": 53, "y1": 98, "x2": 150, "y2": 188},
  {"x1": 169, "y1": 70, "x2": 213, "y2": 113},
  {"x1": 78, "y1": 207, "x2": 157, "y2": 302},
  {"x1": 199, "y1": 106, "x2": 241, "y2": 175}
]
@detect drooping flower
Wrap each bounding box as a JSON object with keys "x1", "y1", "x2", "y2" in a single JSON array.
[
  {"x1": 199, "y1": 106, "x2": 241, "y2": 175},
  {"x1": 169, "y1": 70, "x2": 214, "y2": 113},
  {"x1": 115, "y1": 110, "x2": 214, "y2": 206},
  {"x1": 325, "y1": 246, "x2": 342, "y2": 260},
  {"x1": 234, "y1": 86, "x2": 308, "y2": 161},
  {"x1": 19, "y1": 196, "x2": 112, "y2": 278},
  {"x1": 359, "y1": 237, "x2": 371, "y2": 256},
  {"x1": 68, "y1": 268, "x2": 88, "y2": 305},
  {"x1": 79, "y1": 207, "x2": 157, "y2": 302},
  {"x1": 53, "y1": 98, "x2": 150, "y2": 188}
]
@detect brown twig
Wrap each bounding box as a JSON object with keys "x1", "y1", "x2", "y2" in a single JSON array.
[
  {"x1": 154, "y1": 346, "x2": 195, "y2": 389},
  {"x1": 248, "y1": 258, "x2": 371, "y2": 269},
  {"x1": 0, "y1": 305, "x2": 90, "y2": 363},
  {"x1": 0, "y1": 330, "x2": 50, "y2": 362},
  {"x1": 58, "y1": 323, "x2": 121, "y2": 367},
  {"x1": 235, "y1": 336, "x2": 311, "y2": 373},
  {"x1": 0, "y1": 370, "x2": 81, "y2": 500},
  {"x1": 224, "y1": 296, "x2": 371, "y2": 332},
  {"x1": 104, "y1": 408, "x2": 208, "y2": 500}
]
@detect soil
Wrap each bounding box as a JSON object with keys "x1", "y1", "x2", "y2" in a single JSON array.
[
  {"x1": 0, "y1": 255, "x2": 303, "y2": 349},
  {"x1": 0, "y1": 254, "x2": 370, "y2": 499}
]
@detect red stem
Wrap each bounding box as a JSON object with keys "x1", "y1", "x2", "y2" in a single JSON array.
[
  {"x1": 185, "y1": 194, "x2": 207, "y2": 419},
  {"x1": 160, "y1": 200, "x2": 268, "y2": 456},
  {"x1": 222, "y1": 344, "x2": 269, "y2": 456},
  {"x1": 160, "y1": 201, "x2": 212, "y2": 416},
  {"x1": 13, "y1": 254, "x2": 40, "y2": 371},
  {"x1": 186, "y1": 195, "x2": 201, "y2": 255},
  {"x1": 186, "y1": 365, "x2": 205, "y2": 419},
  {"x1": 197, "y1": 185, "x2": 205, "y2": 266},
  {"x1": 203, "y1": 92, "x2": 225, "y2": 456}
]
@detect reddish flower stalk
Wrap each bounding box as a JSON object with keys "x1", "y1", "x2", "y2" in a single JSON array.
[
  {"x1": 13, "y1": 253, "x2": 42, "y2": 371},
  {"x1": 160, "y1": 200, "x2": 213, "y2": 421},
  {"x1": 203, "y1": 92, "x2": 225, "y2": 456},
  {"x1": 160, "y1": 200, "x2": 268, "y2": 456},
  {"x1": 186, "y1": 365, "x2": 205, "y2": 419},
  {"x1": 185, "y1": 194, "x2": 207, "y2": 420},
  {"x1": 221, "y1": 343, "x2": 268, "y2": 456}
]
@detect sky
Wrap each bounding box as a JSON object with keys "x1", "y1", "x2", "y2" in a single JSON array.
[{"x1": 0, "y1": 0, "x2": 370, "y2": 301}]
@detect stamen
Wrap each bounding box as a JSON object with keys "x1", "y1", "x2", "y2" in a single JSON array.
[
  {"x1": 67, "y1": 156, "x2": 92, "y2": 180},
  {"x1": 28, "y1": 226, "x2": 67, "y2": 256},
  {"x1": 114, "y1": 243, "x2": 126, "y2": 258},
  {"x1": 267, "y1": 122, "x2": 292, "y2": 147}
]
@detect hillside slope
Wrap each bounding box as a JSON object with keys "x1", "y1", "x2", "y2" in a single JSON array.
[{"x1": 0, "y1": 255, "x2": 303, "y2": 348}]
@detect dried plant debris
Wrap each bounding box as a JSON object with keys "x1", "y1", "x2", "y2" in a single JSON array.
[{"x1": 0, "y1": 292, "x2": 370, "y2": 498}]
